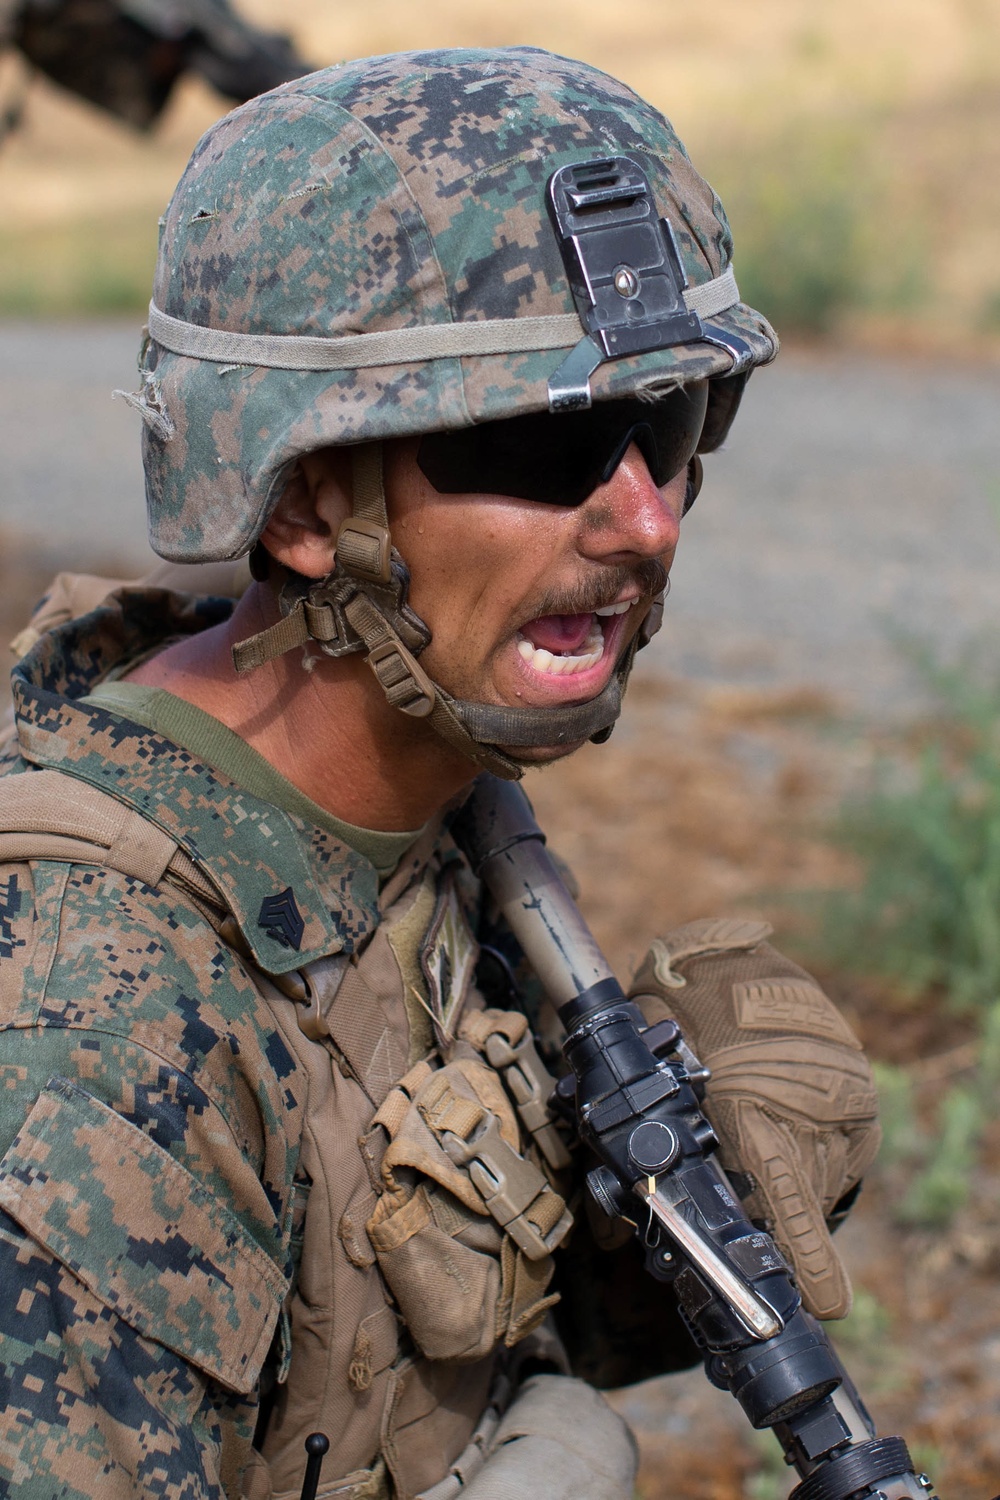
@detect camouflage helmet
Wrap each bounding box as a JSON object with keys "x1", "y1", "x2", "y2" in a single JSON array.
[{"x1": 131, "y1": 46, "x2": 777, "y2": 564}]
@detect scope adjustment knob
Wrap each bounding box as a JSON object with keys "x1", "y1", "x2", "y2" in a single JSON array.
[{"x1": 627, "y1": 1121, "x2": 680, "y2": 1173}]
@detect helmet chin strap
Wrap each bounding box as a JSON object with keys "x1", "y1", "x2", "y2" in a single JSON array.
[{"x1": 232, "y1": 443, "x2": 645, "y2": 781}]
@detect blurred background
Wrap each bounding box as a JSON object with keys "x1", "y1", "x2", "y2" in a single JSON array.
[{"x1": 2, "y1": 3, "x2": 1000, "y2": 1494}]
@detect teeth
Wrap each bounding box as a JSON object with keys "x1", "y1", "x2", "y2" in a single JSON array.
[
  {"x1": 517, "y1": 629, "x2": 604, "y2": 676},
  {"x1": 595, "y1": 599, "x2": 635, "y2": 617}
]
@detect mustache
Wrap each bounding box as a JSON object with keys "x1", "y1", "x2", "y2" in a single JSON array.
[{"x1": 522, "y1": 558, "x2": 669, "y2": 621}]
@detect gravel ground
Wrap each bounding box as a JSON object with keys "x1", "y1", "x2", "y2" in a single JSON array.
[{"x1": 2, "y1": 321, "x2": 1000, "y2": 717}]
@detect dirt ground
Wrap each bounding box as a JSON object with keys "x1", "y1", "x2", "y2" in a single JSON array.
[{"x1": 2, "y1": 533, "x2": 998, "y2": 1498}]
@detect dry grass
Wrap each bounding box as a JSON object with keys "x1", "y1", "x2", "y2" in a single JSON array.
[{"x1": 3, "y1": 0, "x2": 1000, "y2": 339}]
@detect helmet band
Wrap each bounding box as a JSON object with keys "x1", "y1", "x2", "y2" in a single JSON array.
[{"x1": 144, "y1": 265, "x2": 739, "y2": 373}]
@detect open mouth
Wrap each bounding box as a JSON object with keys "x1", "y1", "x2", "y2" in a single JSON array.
[{"x1": 515, "y1": 599, "x2": 636, "y2": 677}]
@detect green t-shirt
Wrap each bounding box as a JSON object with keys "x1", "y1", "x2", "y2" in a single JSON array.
[{"x1": 81, "y1": 681, "x2": 423, "y2": 880}]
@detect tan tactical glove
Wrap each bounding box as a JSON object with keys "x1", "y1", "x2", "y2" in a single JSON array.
[{"x1": 629, "y1": 917, "x2": 880, "y2": 1320}]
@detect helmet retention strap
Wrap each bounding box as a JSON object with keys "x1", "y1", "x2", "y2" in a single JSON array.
[
  {"x1": 343, "y1": 448, "x2": 528, "y2": 780},
  {"x1": 230, "y1": 442, "x2": 638, "y2": 779},
  {"x1": 335, "y1": 446, "x2": 393, "y2": 584},
  {"x1": 230, "y1": 444, "x2": 526, "y2": 779}
]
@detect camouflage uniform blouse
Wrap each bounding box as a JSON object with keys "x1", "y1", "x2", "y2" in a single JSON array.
[
  {"x1": 0, "y1": 586, "x2": 701, "y2": 1499},
  {"x1": 0, "y1": 587, "x2": 436, "y2": 1497}
]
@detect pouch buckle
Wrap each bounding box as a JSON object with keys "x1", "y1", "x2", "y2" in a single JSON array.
[
  {"x1": 484, "y1": 1030, "x2": 572, "y2": 1173},
  {"x1": 441, "y1": 1113, "x2": 573, "y2": 1262}
]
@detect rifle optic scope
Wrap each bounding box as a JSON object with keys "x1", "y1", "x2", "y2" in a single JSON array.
[{"x1": 452, "y1": 776, "x2": 941, "y2": 1500}]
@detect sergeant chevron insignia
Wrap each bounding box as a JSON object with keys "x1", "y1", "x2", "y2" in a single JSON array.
[{"x1": 258, "y1": 888, "x2": 305, "y2": 951}]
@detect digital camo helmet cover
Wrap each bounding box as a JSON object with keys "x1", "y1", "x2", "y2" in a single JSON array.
[{"x1": 135, "y1": 47, "x2": 778, "y2": 563}]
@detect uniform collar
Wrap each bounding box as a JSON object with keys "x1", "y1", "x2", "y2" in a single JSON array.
[{"x1": 10, "y1": 587, "x2": 393, "y2": 974}]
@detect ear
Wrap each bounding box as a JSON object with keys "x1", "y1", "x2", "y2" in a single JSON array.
[{"x1": 260, "y1": 447, "x2": 352, "y2": 579}]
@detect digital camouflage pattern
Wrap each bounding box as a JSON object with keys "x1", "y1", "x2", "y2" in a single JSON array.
[
  {"x1": 0, "y1": 57, "x2": 769, "y2": 1487},
  {"x1": 138, "y1": 47, "x2": 778, "y2": 561},
  {"x1": 0, "y1": 588, "x2": 702, "y2": 1498},
  {"x1": 7, "y1": 589, "x2": 380, "y2": 974},
  {"x1": 0, "y1": 591, "x2": 389, "y2": 1496}
]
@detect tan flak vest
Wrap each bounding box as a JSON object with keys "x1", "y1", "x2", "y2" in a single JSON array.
[
  {"x1": 0, "y1": 764, "x2": 576, "y2": 1500},
  {"x1": 251, "y1": 844, "x2": 573, "y2": 1500}
]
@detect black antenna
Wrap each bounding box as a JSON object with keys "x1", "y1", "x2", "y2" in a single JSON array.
[{"x1": 299, "y1": 1432, "x2": 329, "y2": 1500}]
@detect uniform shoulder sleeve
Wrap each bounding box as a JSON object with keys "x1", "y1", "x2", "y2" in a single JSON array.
[
  {"x1": 0, "y1": 1075, "x2": 287, "y2": 1393},
  {"x1": 0, "y1": 1201, "x2": 255, "y2": 1499},
  {"x1": 0, "y1": 861, "x2": 304, "y2": 1496}
]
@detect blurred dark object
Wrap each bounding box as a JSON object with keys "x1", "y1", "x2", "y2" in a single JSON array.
[{"x1": 2, "y1": 0, "x2": 313, "y2": 129}]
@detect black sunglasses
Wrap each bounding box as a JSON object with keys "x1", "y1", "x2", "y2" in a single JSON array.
[{"x1": 416, "y1": 382, "x2": 709, "y2": 511}]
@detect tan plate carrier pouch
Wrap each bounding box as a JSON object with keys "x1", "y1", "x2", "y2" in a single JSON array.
[{"x1": 0, "y1": 761, "x2": 596, "y2": 1500}]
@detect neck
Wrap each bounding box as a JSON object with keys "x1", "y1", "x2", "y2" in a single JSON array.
[{"x1": 125, "y1": 583, "x2": 479, "y2": 830}]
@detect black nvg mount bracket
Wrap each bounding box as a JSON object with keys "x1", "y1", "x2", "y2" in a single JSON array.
[{"x1": 545, "y1": 156, "x2": 704, "y2": 412}]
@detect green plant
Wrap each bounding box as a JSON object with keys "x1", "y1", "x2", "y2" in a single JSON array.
[
  {"x1": 864, "y1": 1001, "x2": 1000, "y2": 1227},
  {"x1": 713, "y1": 129, "x2": 865, "y2": 336},
  {"x1": 898, "y1": 1080, "x2": 983, "y2": 1224},
  {"x1": 0, "y1": 212, "x2": 156, "y2": 317},
  {"x1": 869, "y1": 1061, "x2": 919, "y2": 1169},
  {"x1": 821, "y1": 637, "x2": 1000, "y2": 1013},
  {"x1": 981, "y1": 286, "x2": 1000, "y2": 332},
  {"x1": 812, "y1": 635, "x2": 1000, "y2": 1224},
  {"x1": 832, "y1": 1284, "x2": 892, "y2": 1351},
  {"x1": 706, "y1": 118, "x2": 927, "y2": 338},
  {"x1": 744, "y1": 1428, "x2": 792, "y2": 1500}
]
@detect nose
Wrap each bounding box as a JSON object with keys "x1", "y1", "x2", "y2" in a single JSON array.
[{"x1": 576, "y1": 442, "x2": 684, "y2": 565}]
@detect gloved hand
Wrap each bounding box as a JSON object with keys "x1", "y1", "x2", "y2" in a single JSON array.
[{"x1": 629, "y1": 917, "x2": 880, "y2": 1320}]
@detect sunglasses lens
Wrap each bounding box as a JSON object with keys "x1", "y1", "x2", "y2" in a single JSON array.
[
  {"x1": 417, "y1": 383, "x2": 708, "y2": 506},
  {"x1": 417, "y1": 408, "x2": 601, "y2": 505}
]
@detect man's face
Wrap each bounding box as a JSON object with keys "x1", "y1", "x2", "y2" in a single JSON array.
[{"x1": 384, "y1": 439, "x2": 687, "y2": 763}]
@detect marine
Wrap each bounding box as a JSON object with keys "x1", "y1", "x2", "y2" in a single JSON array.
[{"x1": 0, "y1": 48, "x2": 880, "y2": 1500}]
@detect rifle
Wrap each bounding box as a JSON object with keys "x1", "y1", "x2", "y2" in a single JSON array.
[
  {"x1": 451, "y1": 773, "x2": 944, "y2": 1500},
  {"x1": 6, "y1": 0, "x2": 313, "y2": 131}
]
